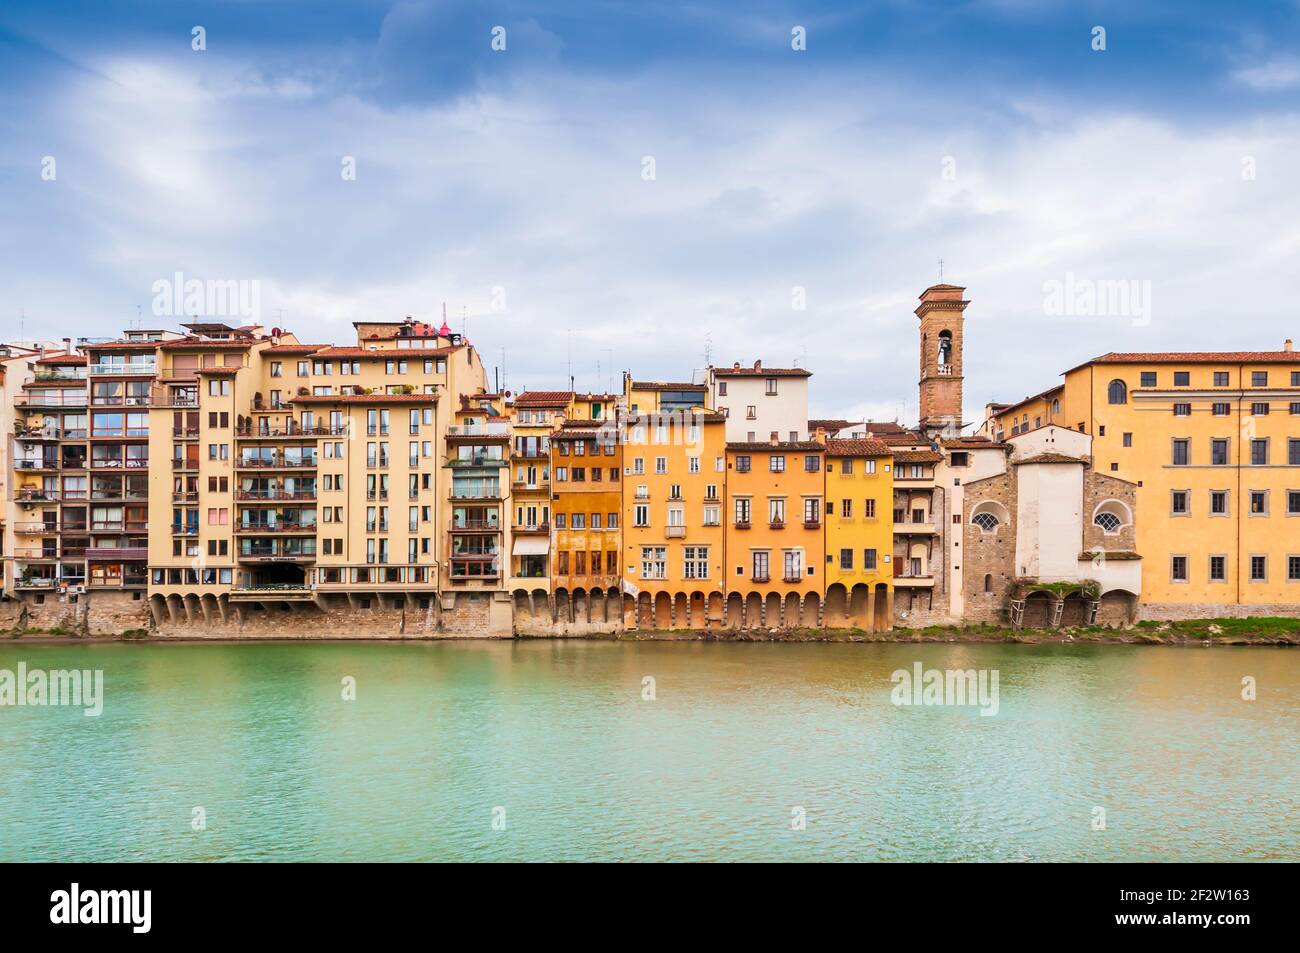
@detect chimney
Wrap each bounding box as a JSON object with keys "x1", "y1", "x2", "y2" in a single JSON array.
[
  {"x1": 732, "y1": 362, "x2": 741, "y2": 370},
  {"x1": 814, "y1": 427, "x2": 827, "y2": 445},
  {"x1": 1285, "y1": 339, "x2": 1294, "y2": 353},
  {"x1": 63, "y1": 337, "x2": 72, "y2": 356},
  {"x1": 769, "y1": 431, "x2": 779, "y2": 446}
]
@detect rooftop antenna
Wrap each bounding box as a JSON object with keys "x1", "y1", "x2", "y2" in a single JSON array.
[
  {"x1": 703, "y1": 332, "x2": 712, "y2": 368},
  {"x1": 461, "y1": 306, "x2": 468, "y2": 341},
  {"x1": 566, "y1": 329, "x2": 573, "y2": 391},
  {"x1": 938, "y1": 258, "x2": 945, "y2": 283}
]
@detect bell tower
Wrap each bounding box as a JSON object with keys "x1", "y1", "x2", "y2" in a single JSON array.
[{"x1": 916, "y1": 283, "x2": 968, "y2": 437}]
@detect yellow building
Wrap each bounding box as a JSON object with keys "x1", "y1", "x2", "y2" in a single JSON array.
[
  {"x1": 823, "y1": 437, "x2": 894, "y2": 629},
  {"x1": 621, "y1": 409, "x2": 726, "y2": 628},
  {"x1": 989, "y1": 347, "x2": 1300, "y2": 615},
  {"x1": 724, "y1": 438, "x2": 825, "y2": 627},
  {"x1": 550, "y1": 418, "x2": 622, "y2": 619}
]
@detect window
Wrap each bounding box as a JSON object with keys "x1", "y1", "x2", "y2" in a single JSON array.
[
  {"x1": 752, "y1": 551, "x2": 770, "y2": 581},
  {"x1": 1172, "y1": 403, "x2": 1190, "y2": 416},
  {"x1": 1171, "y1": 490, "x2": 1189, "y2": 515},
  {"x1": 634, "y1": 504, "x2": 649, "y2": 528},
  {"x1": 655, "y1": 457, "x2": 667, "y2": 474},
  {"x1": 1209, "y1": 555, "x2": 1226, "y2": 581},
  {"x1": 1171, "y1": 439, "x2": 1189, "y2": 466},
  {"x1": 688, "y1": 457, "x2": 700, "y2": 474},
  {"x1": 746, "y1": 405, "x2": 756, "y2": 419},
  {"x1": 1214, "y1": 371, "x2": 1229, "y2": 386},
  {"x1": 971, "y1": 512, "x2": 1000, "y2": 532},
  {"x1": 1250, "y1": 490, "x2": 1267, "y2": 515},
  {"x1": 782, "y1": 550, "x2": 804, "y2": 581},
  {"x1": 703, "y1": 504, "x2": 720, "y2": 526},
  {"x1": 1251, "y1": 439, "x2": 1269, "y2": 466},
  {"x1": 1212, "y1": 402, "x2": 1230, "y2": 416},
  {"x1": 1250, "y1": 555, "x2": 1267, "y2": 581},
  {"x1": 864, "y1": 499, "x2": 876, "y2": 519},
  {"x1": 765, "y1": 378, "x2": 778, "y2": 395},
  {"x1": 683, "y1": 546, "x2": 709, "y2": 579},
  {"x1": 735, "y1": 455, "x2": 751, "y2": 473},
  {"x1": 841, "y1": 499, "x2": 853, "y2": 518},
  {"x1": 1171, "y1": 555, "x2": 1188, "y2": 582},
  {"x1": 1252, "y1": 402, "x2": 1269, "y2": 416},
  {"x1": 804, "y1": 455, "x2": 820, "y2": 472},
  {"x1": 1107, "y1": 379, "x2": 1127, "y2": 404},
  {"x1": 734, "y1": 498, "x2": 751, "y2": 526},
  {"x1": 1290, "y1": 490, "x2": 1300, "y2": 515},
  {"x1": 1174, "y1": 371, "x2": 1190, "y2": 387},
  {"x1": 1122, "y1": 432, "x2": 1132, "y2": 447},
  {"x1": 769, "y1": 455, "x2": 785, "y2": 473},
  {"x1": 864, "y1": 549, "x2": 877, "y2": 570},
  {"x1": 1210, "y1": 490, "x2": 1228, "y2": 515},
  {"x1": 1212, "y1": 438, "x2": 1229, "y2": 466},
  {"x1": 718, "y1": 381, "x2": 727, "y2": 396},
  {"x1": 1252, "y1": 371, "x2": 1268, "y2": 387},
  {"x1": 1292, "y1": 403, "x2": 1300, "y2": 416},
  {"x1": 949, "y1": 451, "x2": 968, "y2": 467},
  {"x1": 1289, "y1": 439, "x2": 1300, "y2": 466},
  {"x1": 840, "y1": 548, "x2": 853, "y2": 569},
  {"x1": 768, "y1": 498, "x2": 786, "y2": 526},
  {"x1": 1140, "y1": 371, "x2": 1157, "y2": 387}
]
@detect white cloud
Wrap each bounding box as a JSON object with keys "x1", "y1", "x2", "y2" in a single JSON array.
[{"x1": 1233, "y1": 57, "x2": 1300, "y2": 90}]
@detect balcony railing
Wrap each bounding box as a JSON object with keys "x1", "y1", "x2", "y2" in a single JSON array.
[
  {"x1": 91, "y1": 459, "x2": 149, "y2": 469},
  {"x1": 803, "y1": 518, "x2": 821, "y2": 529},
  {"x1": 512, "y1": 522, "x2": 549, "y2": 533},
  {"x1": 783, "y1": 573, "x2": 804, "y2": 583},
  {"x1": 236, "y1": 457, "x2": 318, "y2": 469},
  {"x1": 665, "y1": 525, "x2": 686, "y2": 538},
  {"x1": 769, "y1": 519, "x2": 785, "y2": 530},
  {"x1": 235, "y1": 522, "x2": 318, "y2": 534},
  {"x1": 89, "y1": 363, "x2": 157, "y2": 375},
  {"x1": 236, "y1": 490, "x2": 317, "y2": 501},
  {"x1": 751, "y1": 573, "x2": 770, "y2": 583},
  {"x1": 16, "y1": 393, "x2": 87, "y2": 408},
  {"x1": 447, "y1": 423, "x2": 510, "y2": 438},
  {"x1": 734, "y1": 519, "x2": 751, "y2": 529},
  {"x1": 451, "y1": 519, "x2": 501, "y2": 531}
]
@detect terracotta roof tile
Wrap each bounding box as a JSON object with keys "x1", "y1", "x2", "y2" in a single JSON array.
[
  {"x1": 824, "y1": 438, "x2": 892, "y2": 456},
  {"x1": 514, "y1": 390, "x2": 574, "y2": 407},
  {"x1": 892, "y1": 449, "x2": 943, "y2": 464},
  {"x1": 1015, "y1": 452, "x2": 1086, "y2": 465},
  {"x1": 726, "y1": 441, "x2": 824, "y2": 452},
  {"x1": 712, "y1": 365, "x2": 811, "y2": 378},
  {"x1": 1065, "y1": 350, "x2": 1300, "y2": 374},
  {"x1": 286, "y1": 393, "x2": 437, "y2": 404}
]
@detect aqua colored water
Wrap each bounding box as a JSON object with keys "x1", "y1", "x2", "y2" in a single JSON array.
[{"x1": 0, "y1": 641, "x2": 1295, "y2": 861}]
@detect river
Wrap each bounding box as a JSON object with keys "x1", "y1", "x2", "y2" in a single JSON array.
[{"x1": 0, "y1": 640, "x2": 1295, "y2": 861}]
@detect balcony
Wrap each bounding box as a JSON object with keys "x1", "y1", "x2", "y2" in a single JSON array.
[
  {"x1": 173, "y1": 491, "x2": 199, "y2": 502},
  {"x1": 769, "y1": 519, "x2": 785, "y2": 530},
  {"x1": 783, "y1": 573, "x2": 804, "y2": 584},
  {"x1": 446, "y1": 423, "x2": 510, "y2": 440},
  {"x1": 751, "y1": 573, "x2": 770, "y2": 584},
  {"x1": 236, "y1": 424, "x2": 350, "y2": 439},
  {"x1": 173, "y1": 427, "x2": 200, "y2": 439},
  {"x1": 234, "y1": 522, "x2": 318, "y2": 535},
  {"x1": 12, "y1": 522, "x2": 61, "y2": 534},
  {"x1": 85, "y1": 547, "x2": 148, "y2": 561},
  {"x1": 448, "y1": 455, "x2": 508, "y2": 468},
  {"x1": 91, "y1": 458, "x2": 149, "y2": 470},
  {"x1": 803, "y1": 519, "x2": 821, "y2": 530},
  {"x1": 512, "y1": 522, "x2": 550, "y2": 534},
  {"x1": 172, "y1": 458, "x2": 199, "y2": 471},
  {"x1": 236, "y1": 456, "x2": 318, "y2": 470},
  {"x1": 13, "y1": 460, "x2": 61, "y2": 472},
  {"x1": 14, "y1": 426, "x2": 65, "y2": 441},
  {"x1": 89, "y1": 362, "x2": 157, "y2": 375},
  {"x1": 665, "y1": 525, "x2": 686, "y2": 538},
  {"x1": 236, "y1": 489, "x2": 317, "y2": 502},
  {"x1": 16, "y1": 392, "x2": 87, "y2": 408},
  {"x1": 90, "y1": 520, "x2": 149, "y2": 533},
  {"x1": 896, "y1": 520, "x2": 937, "y2": 535},
  {"x1": 893, "y1": 570, "x2": 935, "y2": 587},
  {"x1": 171, "y1": 524, "x2": 200, "y2": 536},
  {"x1": 734, "y1": 519, "x2": 751, "y2": 530},
  {"x1": 451, "y1": 519, "x2": 502, "y2": 533}
]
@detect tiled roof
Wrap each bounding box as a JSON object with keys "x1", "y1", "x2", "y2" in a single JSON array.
[
  {"x1": 824, "y1": 438, "x2": 892, "y2": 457},
  {"x1": 712, "y1": 365, "x2": 811, "y2": 378},
  {"x1": 726, "y1": 441, "x2": 824, "y2": 451},
  {"x1": 310, "y1": 345, "x2": 455, "y2": 359},
  {"x1": 623, "y1": 411, "x2": 726, "y2": 424},
  {"x1": 892, "y1": 449, "x2": 943, "y2": 464},
  {"x1": 514, "y1": 390, "x2": 573, "y2": 407},
  {"x1": 941, "y1": 436, "x2": 1006, "y2": 449},
  {"x1": 196, "y1": 366, "x2": 241, "y2": 375},
  {"x1": 261, "y1": 344, "x2": 327, "y2": 355},
  {"x1": 83, "y1": 341, "x2": 159, "y2": 351},
  {"x1": 1077, "y1": 550, "x2": 1142, "y2": 561},
  {"x1": 1065, "y1": 350, "x2": 1300, "y2": 374},
  {"x1": 286, "y1": 393, "x2": 438, "y2": 404},
  {"x1": 35, "y1": 355, "x2": 86, "y2": 365},
  {"x1": 878, "y1": 432, "x2": 926, "y2": 445},
  {"x1": 992, "y1": 385, "x2": 1064, "y2": 416},
  {"x1": 808, "y1": 418, "x2": 862, "y2": 433}
]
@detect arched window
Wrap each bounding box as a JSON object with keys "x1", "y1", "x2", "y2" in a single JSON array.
[
  {"x1": 937, "y1": 330, "x2": 953, "y2": 367},
  {"x1": 1051, "y1": 398, "x2": 1060, "y2": 414},
  {"x1": 969, "y1": 500, "x2": 1010, "y2": 534},
  {"x1": 1092, "y1": 499, "x2": 1132, "y2": 535},
  {"x1": 983, "y1": 573, "x2": 993, "y2": 593},
  {"x1": 1108, "y1": 379, "x2": 1127, "y2": 404}
]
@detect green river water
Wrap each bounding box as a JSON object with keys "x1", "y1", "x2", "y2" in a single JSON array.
[{"x1": 0, "y1": 640, "x2": 1295, "y2": 861}]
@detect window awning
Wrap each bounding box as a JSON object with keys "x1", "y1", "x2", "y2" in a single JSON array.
[{"x1": 512, "y1": 537, "x2": 550, "y2": 556}]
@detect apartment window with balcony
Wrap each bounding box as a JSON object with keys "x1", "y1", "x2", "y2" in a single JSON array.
[{"x1": 769, "y1": 455, "x2": 785, "y2": 473}]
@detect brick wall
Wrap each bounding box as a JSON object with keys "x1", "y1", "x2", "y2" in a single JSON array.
[{"x1": 961, "y1": 470, "x2": 1017, "y2": 624}]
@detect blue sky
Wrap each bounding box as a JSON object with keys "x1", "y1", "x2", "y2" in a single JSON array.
[{"x1": 2, "y1": 1, "x2": 1299, "y2": 423}]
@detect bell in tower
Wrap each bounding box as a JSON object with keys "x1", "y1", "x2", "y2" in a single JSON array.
[{"x1": 915, "y1": 283, "x2": 969, "y2": 438}]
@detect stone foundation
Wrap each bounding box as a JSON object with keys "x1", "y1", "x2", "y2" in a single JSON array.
[{"x1": 1136, "y1": 602, "x2": 1300, "y2": 622}]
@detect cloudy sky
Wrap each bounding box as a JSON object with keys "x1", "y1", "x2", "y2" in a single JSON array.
[{"x1": 2, "y1": 1, "x2": 1298, "y2": 424}]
